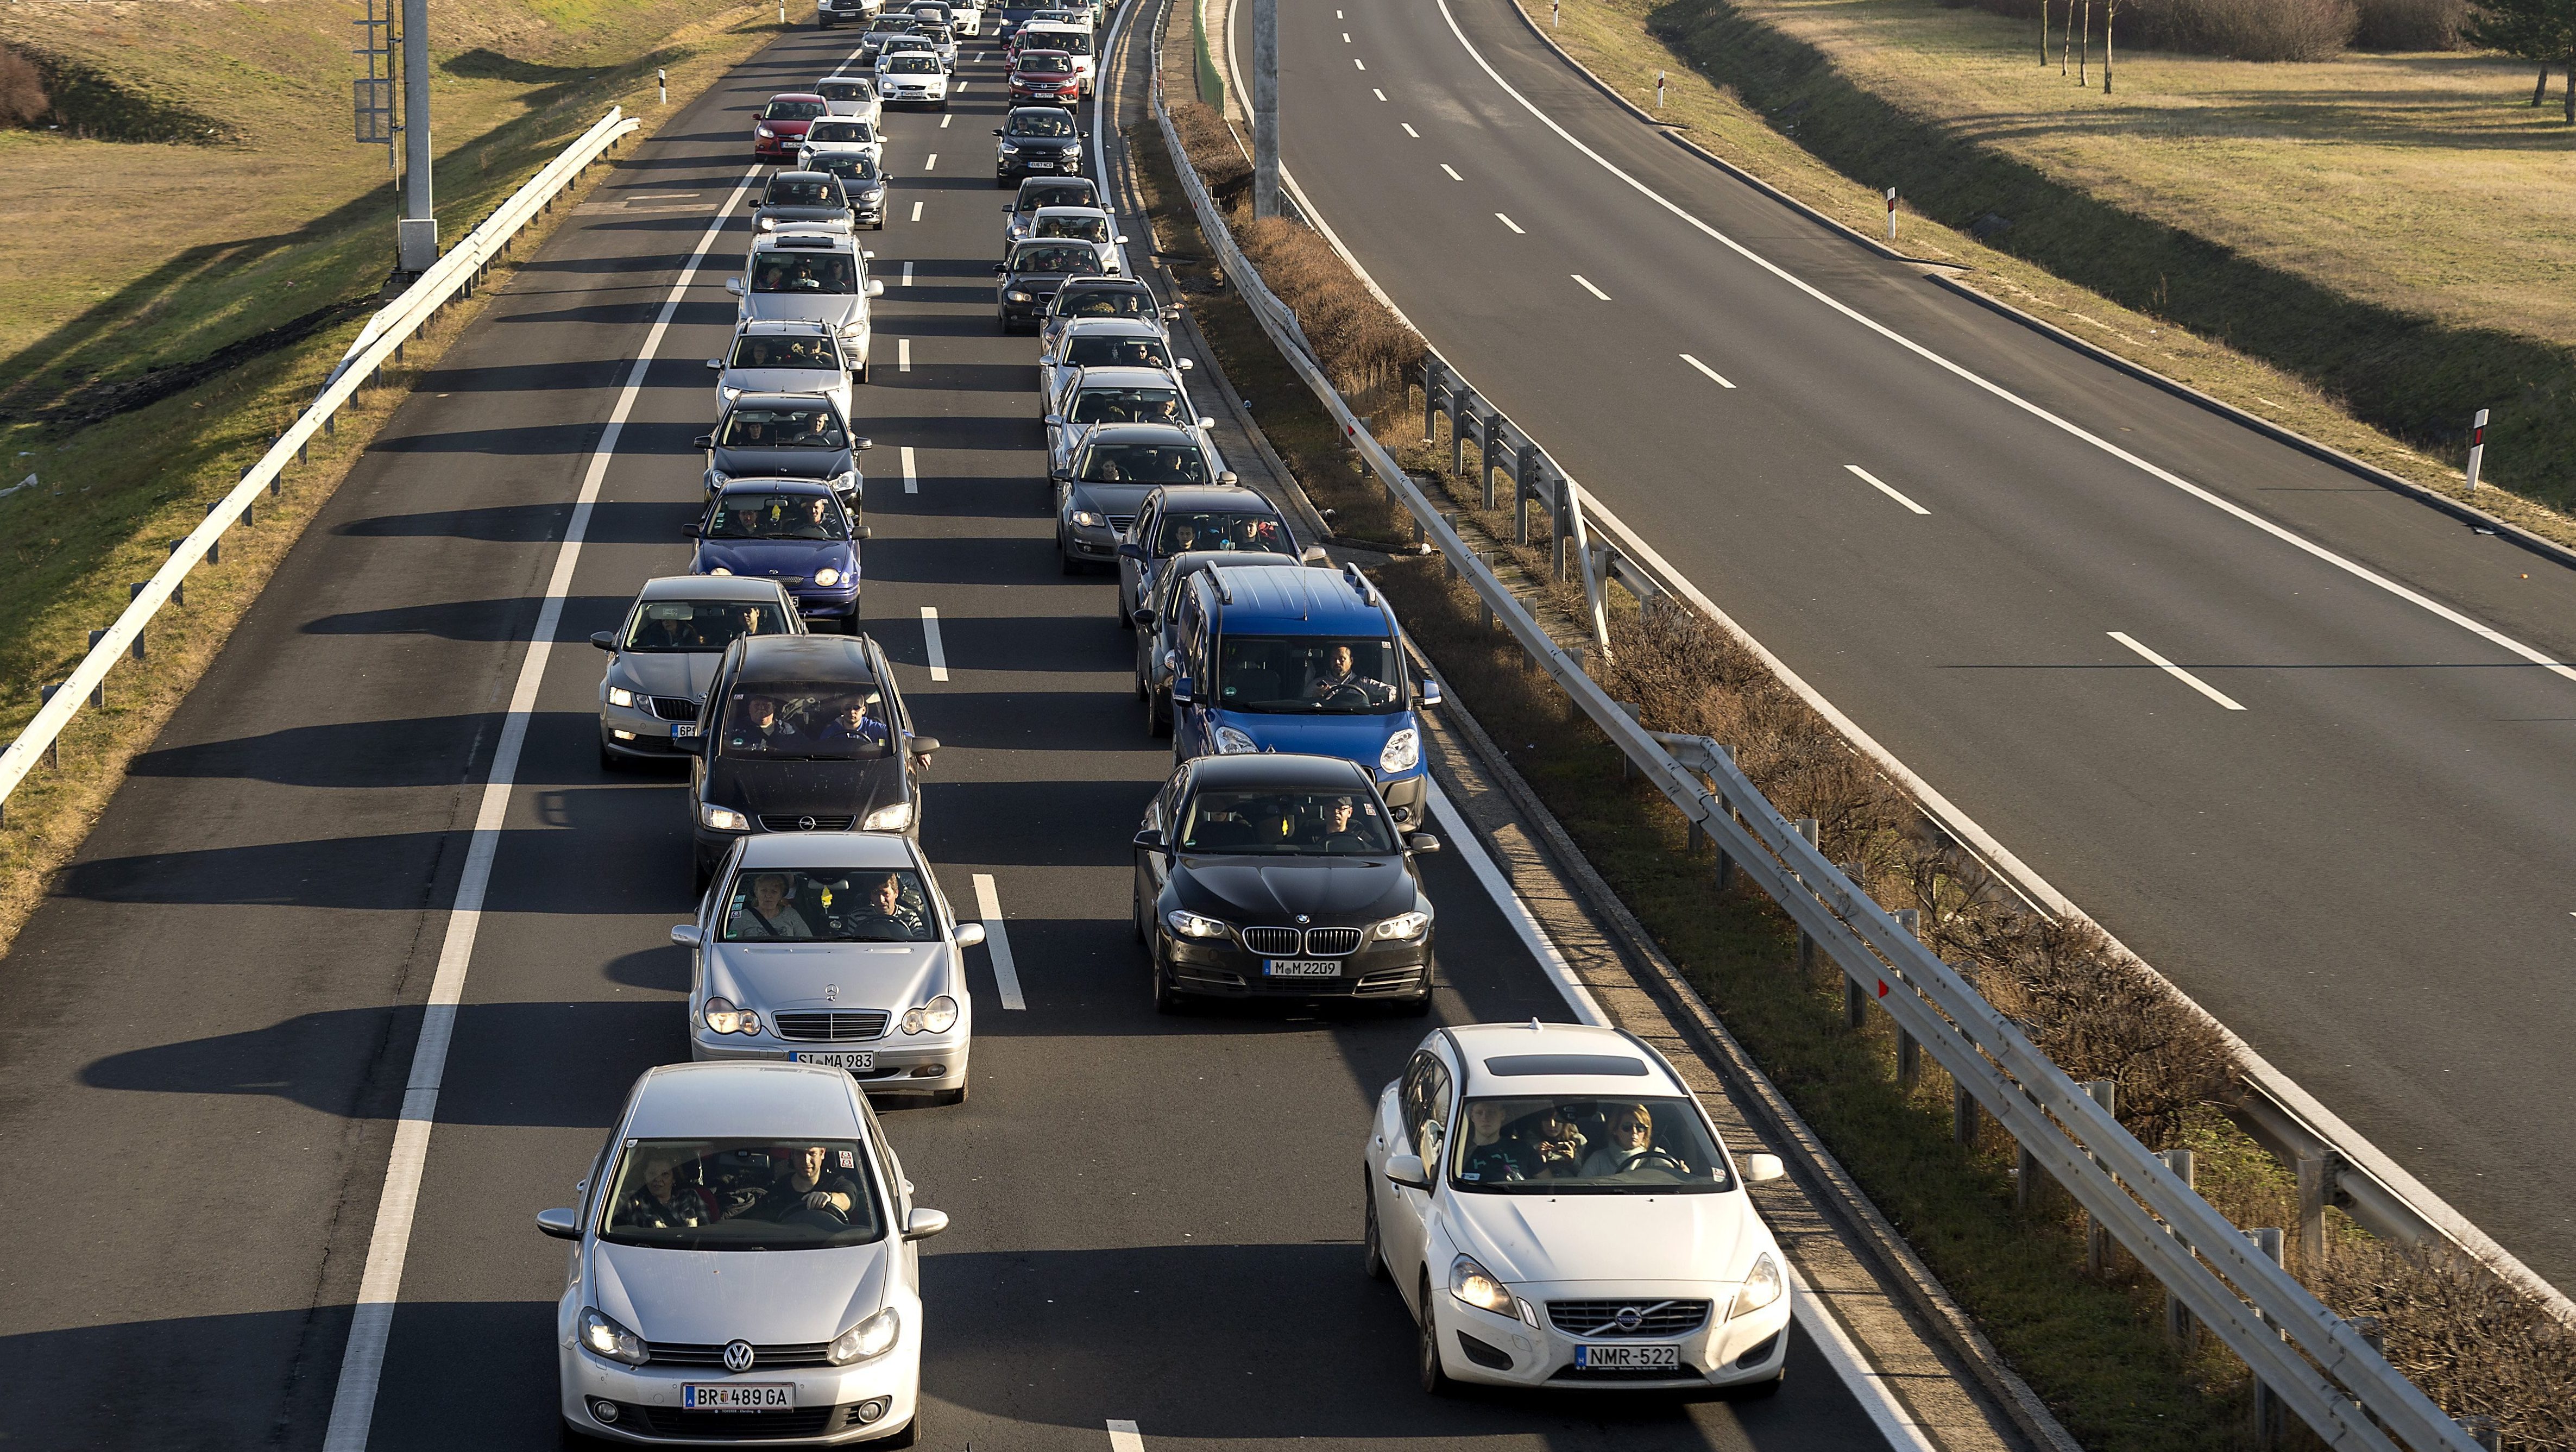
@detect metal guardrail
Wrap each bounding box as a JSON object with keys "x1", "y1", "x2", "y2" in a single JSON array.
[
  {"x1": 0, "y1": 106, "x2": 640, "y2": 819},
  {"x1": 1150, "y1": 59, "x2": 2492, "y2": 1452}
]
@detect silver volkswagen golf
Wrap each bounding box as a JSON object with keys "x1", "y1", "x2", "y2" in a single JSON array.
[
  {"x1": 538, "y1": 1061, "x2": 949, "y2": 1444},
  {"x1": 675, "y1": 833, "x2": 981, "y2": 1105}
]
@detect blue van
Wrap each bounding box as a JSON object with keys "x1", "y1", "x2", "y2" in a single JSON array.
[{"x1": 1165, "y1": 562, "x2": 1442, "y2": 827}]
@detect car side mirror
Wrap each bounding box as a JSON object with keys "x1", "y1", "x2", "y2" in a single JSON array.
[
  {"x1": 1131, "y1": 827, "x2": 1166, "y2": 853},
  {"x1": 670, "y1": 924, "x2": 703, "y2": 948},
  {"x1": 1742, "y1": 1153, "x2": 1787, "y2": 1184},
  {"x1": 1043, "y1": 413, "x2": 1064, "y2": 427},
  {"x1": 1177, "y1": 357, "x2": 1193, "y2": 370},
  {"x1": 1038, "y1": 355, "x2": 1055, "y2": 367},
  {"x1": 863, "y1": 249, "x2": 878, "y2": 260},
  {"x1": 1114, "y1": 234, "x2": 1129, "y2": 244},
  {"x1": 993, "y1": 262, "x2": 1008, "y2": 274},
  {"x1": 725, "y1": 277, "x2": 746, "y2": 296},
  {"x1": 744, "y1": 198, "x2": 761, "y2": 209},
  {"x1": 909, "y1": 736, "x2": 942, "y2": 755},
  {"x1": 1300, "y1": 545, "x2": 1331, "y2": 565},
  {"x1": 903, "y1": 1207, "x2": 950, "y2": 1241},
  {"x1": 706, "y1": 357, "x2": 725, "y2": 369},
  {"x1": 1131, "y1": 607, "x2": 1157, "y2": 628},
  {"x1": 1079, "y1": 131, "x2": 1091, "y2": 140},
  {"x1": 681, "y1": 522, "x2": 701, "y2": 537},
  {"x1": 536, "y1": 1208, "x2": 581, "y2": 1241},
  {"x1": 993, "y1": 127, "x2": 1004, "y2": 135},
  {"x1": 1117, "y1": 540, "x2": 1145, "y2": 561},
  {"x1": 693, "y1": 433, "x2": 715, "y2": 449},
  {"x1": 1383, "y1": 1153, "x2": 1429, "y2": 1190},
  {"x1": 590, "y1": 631, "x2": 616, "y2": 652},
  {"x1": 853, "y1": 524, "x2": 873, "y2": 540},
  {"x1": 1416, "y1": 678, "x2": 1443, "y2": 707},
  {"x1": 866, "y1": 279, "x2": 885, "y2": 297},
  {"x1": 1405, "y1": 833, "x2": 1441, "y2": 855},
  {"x1": 1172, "y1": 675, "x2": 1195, "y2": 705},
  {"x1": 1198, "y1": 416, "x2": 1216, "y2": 429},
  {"x1": 954, "y1": 922, "x2": 987, "y2": 948}
]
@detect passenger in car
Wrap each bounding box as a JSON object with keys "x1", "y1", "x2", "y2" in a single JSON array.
[
  {"x1": 731, "y1": 872, "x2": 816, "y2": 939},
  {"x1": 817, "y1": 696, "x2": 887, "y2": 751},
  {"x1": 623, "y1": 1155, "x2": 715, "y2": 1228},
  {"x1": 1459, "y1": 1101, "x2": 1538, "y2": 1181}
]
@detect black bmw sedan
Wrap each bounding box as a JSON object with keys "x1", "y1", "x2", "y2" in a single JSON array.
[{"x1": 1131, "y1": 753, "x2": 1438, "y2": 1013}]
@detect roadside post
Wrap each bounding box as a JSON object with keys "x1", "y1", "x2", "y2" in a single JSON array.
[
  {"x1": 2465, "y1": 408, "x2": 2488, "y2": 491},
  {"x1": 1655, "y1": 70, "x2": 1666, "y2": 111},
  {"x1": 1885, "y1": 187, "x2": 1898, "y2": 241},
  {"x1": 659, "y1": 68, "x2": 668, "y2": 105},
  {"x1": 1552, "y1": 0, "x2": 1560, "y2": 26}
]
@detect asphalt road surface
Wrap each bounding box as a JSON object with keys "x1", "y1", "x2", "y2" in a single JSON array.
[
  {"x1": 1262, "y1": 0, "x2": 2576, "y2": 1290},
  {"x1": 0, "y1": 16, "x2": 1911, "y2": 1451}
]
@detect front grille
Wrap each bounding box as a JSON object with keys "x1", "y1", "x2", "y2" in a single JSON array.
[
  {"x1": 650, "y1": 696, "x2": 700, "y2": 722},
  {"x1": 765, "y1": 574, "x2": 806, "y2": 586},
  {"x1": 758, "y1": 814, "x2": 857, "y2": 832},
  {"x1": 1105, "y1": 514, "x2": 1136, "y2": 530},
  {"x1": 772, "y1": 1010, "x2": 892, "y2": 1042},
  {"x1": 1240, "y1": 926, "x2": 1362, "y2": 956},
  {"x1": 625, "y1": 1403, "x2": 842, "y2": 1438},
  {"x1": 1239, "y1": 926, "x2": 1299, "y2": 956},
  {"x1": 1305, "y1": 927, "x2": 1363, "y2": 956},
  {"x1": 1546, "y1": 1299, "x2": 1712, "y2": 1338},
  {"x1": 648, "y1": 1341, "x2": 833, "y2": 1369}
]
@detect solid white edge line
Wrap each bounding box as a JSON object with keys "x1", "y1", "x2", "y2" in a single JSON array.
[
  {"x1": 1495, "y1": 212, "x2": 1523, "y2": 234},
  {"x1": 1787, "y1": 1259, "x2": 1943, "y2": 1452},
  {"x1": 920, "y1": 604, "x2": 949, "y2": 682},
  {"x1": 901, "y1": 443, "x2": 918, "y2": 494},
  {"x1": 1844, "y1": 463, "x2": 1930, "y2": 516},
  {"x1": 1679, "y1": 353, "x2": 1734, "y2": 388},
  {"x1": 1571, "y1": 273, "x2": 1609, "y2": 300},
  {"x1": 2109, "y1": 631, "x2": 2247, "y2": 711},
  {"x1": 898, "y1": 337, "x2": 912, "y2": 373},
  {"x1": 1105, "y1": 1419, "x2": 1145, "y2": 1452},
  {"x1": 1428, "y1": 0, "x2": 2576, "y2": 688},
  {"x1": 1423, "y1": 782, "x2": 1605, "y2": 1028},
  {"x1": 318, "y1": 161, "x2": 766, "y2": 1452},
  {"x1": 971, "y1": 874, "x2": 1028, "y2": 1010}
]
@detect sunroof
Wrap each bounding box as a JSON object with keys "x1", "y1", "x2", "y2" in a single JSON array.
[{"x1": 1482, "y1": 1053, "x2": 1648, "y2": 1078}]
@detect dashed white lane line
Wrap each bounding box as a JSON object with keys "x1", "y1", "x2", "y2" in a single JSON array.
[
  {"x1": 1372, "y1": 87, "x2": 1387, "y2": 100},
  {"x1": 921, "y1": 605, "x2": 950, "y2": 681},
  {"x1": 1105, "y1": 1420, "x2": 1145, "y2": 1452},
  {"x1": 924, "y1": 152, "x2": 939, "y2": 170},
  {"x1": 940, "y1": 113, "x2": 952, "y2": 128},
  {"x1": 1440, "y1": 163, "x2": 1463, "y2": 181},
  {"x1": 1844, "y1": 463, "x2": 1929, "y2": 515},
  {"x1": 910, "y1": 200, "x2": 923, "y2": 222},
  {"x1": 1353, "y1": 56, "x2": 1366, "y2": 69},
  {"x1": 1571, "y1": 273, "x2": 1610, "y2": 300},
  {"x1": 317, "y1": 161, "x2": 767, "y2": 1452},
  {"x1": 972, "y1": 875, "x2": 1026, "y2": 1010},
  {"x1": 898, "y1": 337, "x2": 912, "y2": 373},
  {"x1": 1680, "y1": 352, "x2": 1735, "y2": 388},
  {"x1": 901, "y1": 260, "x2": 914, "y2": 287},
  {"x1": 1401, "y1": 122, "x2": 1419, "y2": 137},
  {"x1": 2108, "y1": 631, "x2": 2247, "y2": 711},
  {"x1": 1495, "y1": 212, "x2": 1524, "y2": 234},
  {"x1": 901, "y1": 444, "x2": 919, "y2": 493},
  {"x1": 1343, "y1": 30, "x2": 1352, "y2": 40},
  {"x1": 953, "y1": 79, "x2": 967, "y2": 91}
]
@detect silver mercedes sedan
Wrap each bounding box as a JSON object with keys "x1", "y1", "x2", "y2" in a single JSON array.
[
  {"x1": 594, "y1": 576, "x2": 805, "y2": 768},
  {"x1": 675, "y1": 833, "x2": 980, "y2": 1105},
  {"x1": 538, "y1": 1061, "x2": 948, "y2": 1444}
]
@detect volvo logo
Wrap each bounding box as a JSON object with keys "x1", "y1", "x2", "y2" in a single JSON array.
[
  {"x1": 722, "y1": 1340, "x2": 756, "y2": 1373},
  {"x1": 1614, "y1": 1307, "x2": 1644, "y2": 1332},
  {"x1": 797, "y1": 815, "x2": 817, "y2": 831}
]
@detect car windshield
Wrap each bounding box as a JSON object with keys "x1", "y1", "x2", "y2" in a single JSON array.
[
  {"x1": 1057, "y1": 286, "x2": 1148, "y2": 319},
  {"x1": 1017, "y1": 182, "x2": 1092, "y2": 212},
  {"x1": 1217, "y1": 634, "x2": 1400, "y2": 713},
  {"x1": 717, "y1": 405, "x2": 846, "y2": 449},
  {"x1": 808, "y1": 121, "x2": 872, "y2": 143},
  {"x1": 717, "y1": 683, "x2": 893, "y2": 759},
  {"x1": 1078, "y1": 439, "x2": 1202, "y2": 483},
  {"x1": 622, "y1": 599, "x2": 791, "y2": 652},
  {"x1": 721, "y1": 866, "x2": 932, "y2": 941},
  {"x1": 707, "y1": 492, "x2": 849, "y2": 540},
  {"x1": 1450, "y1": 1097, "x2": 1733, "y2": 1193},
  {"x1": 731, "y1": 335, "x2": 842, "y2": 370},
  {"x1": 1019, "y1": 54, "x2": 1073, "y2": 75},
  {"x1": 815, "y1": 155, "x2": 883, "y2": 186},
  {"x1": 1175, "y1": 788, "x2": 1396, "y2": 856},
  {"x1": 600, "y1": 1139, "x2": 884, "y2": 1250},
  {"x1": 763, "y1": 99, "x2": 827, "y2": 121},
  {"x1": 1037, "y1": 29, "x2": 1091, "y2": 51},
  {"x1": 1069, "y1": 385, "x2": 1179, "y2": 424},
  {"x1": 887, "y1": 54, "x2": 941, "y2": 71},
  {"x1": 1064, "y1": 334, "x2": 1169, "y2": 370},
  {"x1": 1154, "y1": 508, "x2": 1289, "y2": 556},
  {"x1": 922, "y1": 23, "x2": 953, "y2": 39},
  {"x1": 767, "y1": 177, "x2": 838, "y2": 206},
  {"x1": 817, "y1": 78, "x2": 876, "y2": 100},
  {"x1": 751, "y1": 251, "x2": 857, "y2": 293},
  {"x1": 1009, "y1": 111, "x2": 1077, "y2": 137},
  {"x1": 1014, "y1": 242, "x2": 1101, "y2": 275},
  {"x1": 1034, "y1": 212, "x2": 1110, "y2": 241}
]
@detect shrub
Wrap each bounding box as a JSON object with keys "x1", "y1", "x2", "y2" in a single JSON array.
[
  {"x1": 0, "y1": 45, "x2": 48, "y2": 128},
  {"x1": 2135, "y1": 0, "x2": 2360, "y2": 60},
  {"x1": 2351, "y1": 0, "x2": 2466, "y2": 48}
]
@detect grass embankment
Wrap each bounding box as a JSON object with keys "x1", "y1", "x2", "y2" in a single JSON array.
[
  {"x1": 1528, "y1": 0, "x2": 2576, "y2": 532},
  {"x1": 0, "y1": 2, "x2": 785, "y2": 953}
]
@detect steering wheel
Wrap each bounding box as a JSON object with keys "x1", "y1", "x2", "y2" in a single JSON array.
[
  {"x1": 1625, "y1": 1147, "x2": 1690, "y2": 1174},
  {"x1": 1318, "y1": 682, "x2": 1371, "y2": 708}
]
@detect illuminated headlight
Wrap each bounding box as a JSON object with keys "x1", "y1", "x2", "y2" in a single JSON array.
[
  {"x1": 719, "y1": 386, "x2": 743, "y2": 403},
  {"x1": 902, "y1": 995, "x2": 959, "y2": 1034},
  {"x1": 862, "y1": 800, "x2": 915, "y2": 831},
  {"x1": 998, "y1": 142, "x2": 1021, "y2": 153},
  {"x1": 1379, "y1": 727, "x2": 1420, "y2": 774},
  {"x1": 813, "y1": 567, "x2": 841, "y2": 587},
  {"x1": 1005, "y1": 289, "x2": 1034, "y2": 302},
  {"x1": 1450, "y1": 1255, "x2": 1512, "y2": 1315},
  {"x1": 829, "y1": 1306, "x2": 900, "y2": 1365},
  {"x1": 756, "y1": 124, "x2": 777, "y2": 137},
  {"x1": 1070, "y1": 509, "x2": 1105, "y2": 527},
  {"x1": 580, "y1": 1308, "x2": 648, "y2": 1366},
  {"x1": 703, "y1": 995, "x2": 760, "y2": 1035},
  {"x1": 708, "y1": 567, "x2": 733, "y2": 576},
  {"x1": 1164, "y1": 909, "x2": 1229, "y2": 940},
  {"x1": 1734, "y1": 1253, "x2": 1784, "y2": 1316},
  {"x1": 607, "y1": 686, "x2": 636, "y2": 708},
  {"x1": 1213, "y1": 725, "x2": 1258, "y2": 755},
  {"x1": 758, "y1": 217, "x2": 778, "y2": 231},
  {"x1": 700, "y1": 803, "x2": 751, "y2": 831},
  {"x1": 1374, "y1": 909, "x2": 1430, "y2": 941}
]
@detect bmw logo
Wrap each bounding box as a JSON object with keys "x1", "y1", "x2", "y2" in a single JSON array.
[
  {"x1": 1614, "y1": 1307, "x2": 1643, "y2": 1331},
  {"x1": 1294, "y1": 914, "x2": 1310, "y2": 925},
  {"x1": 722, "y1": 1340, "x2": 755, "y2": 1373}
]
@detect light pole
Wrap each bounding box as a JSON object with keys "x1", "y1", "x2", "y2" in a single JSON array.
[
  {"x1": 1251, "y1": 0, "x2": 1279, "y2": 218},
  {"x1": 398, "y1": 0, "x2": 437, "y2": 274}
]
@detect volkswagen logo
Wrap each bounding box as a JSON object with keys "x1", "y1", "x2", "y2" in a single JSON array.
[
  {"x1": 722, "y1": 1340, "x2": 755, "y2": 1373},
  {"x1": 1613, "y1": 1307, "x2": 1643, "y2": 1332},
  {"x1": 797, "y1": 815, "x2": 817, "y2": 831}
]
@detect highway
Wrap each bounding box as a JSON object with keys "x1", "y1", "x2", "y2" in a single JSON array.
[
  {"x1": 1260, "y1": 0, "x2": 2576, "y2": 1290},
  {"x1": 0, "y1": 14, "x2": 1924, "y2": 1450}
]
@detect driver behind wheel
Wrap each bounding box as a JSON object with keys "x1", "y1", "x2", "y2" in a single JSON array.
[
  {"x1": 1580, "y1": 1102, "x2": 1687, "y2": 1177},
  {"x1": 753, "y1": 1144, "x2": 862, "y2": 1223},
  {"x1": 1308, "y1": 643, "x2": 1394, "y2": 707},
  {"x1": 846, "y1": 870, "x2": 929, "y2": 940}
]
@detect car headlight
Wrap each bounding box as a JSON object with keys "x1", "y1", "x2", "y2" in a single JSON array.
[
  {"x1": 756, "y1": 124, "x2": 777, "y2": 137},
  {"x1": 1213, "y1": 725, "x2": 1258, "y2": 755},
  {"x1": 700, "y1": 803, "x2": 751, "y2": 831},
  {"x1": 1450, "y1": 1255, "x2": 1513, "y2": 1315},
  {"x1": 814, "y1": 567, "x2": 841, "y2": 586},
  {"x1": 580, "y1": 1308, "x2": 648, "y2": 1366},
  {"x1": 1164, "y1": 909, "x2": 1228, "y2": 940},
  {"x1": 902, "y1": 994, "x2": 960, "y2": 1034},
  {"x1": 719, "y1": 385, "x2": 743, "y2": 402},
  {"x1": 1005, "y1": 288, "x2": 1034, "y2": 302},
  {"x1": 998, "y1": 142, "x2": 1021, "y2": 153},
  {"x1": 1380, "y1": 727, "x2": 1420, "y2": 774},
  {"x1": 1374, "y1": 909, "x2": 1430, "y2": 941},
  {"x1": 703, "y1": 995, "x2": 761, "y2": 1035},
  {"x1": 839, "y1": 320, "x2": 866, "y2": 338},
  {"x1": 829, "y1": 1306, "x2": 900, "y2": 1365},
  {"x1": 606, "y1": 686, "x2": 635, "y2": 708},
  {"x1": 862, "y1": 800, "x2": 915, "y2": 831},
  {"x1": 862, "y1": 186, "x2": 886, "y2": 200},
  {"x1": 1734, "y1": 1252, "x2": 1783, "y2": 1316},
  {"x1": 1070, "y1": 508, "x2": 1105, "y2": 527},
  {"x1": 707, "y1": 566, "x2": 733, "y2": 576}
]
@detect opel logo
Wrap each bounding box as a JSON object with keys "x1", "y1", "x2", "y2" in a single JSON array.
[
  {"x1": 1614, "y1": 1307, "x2": 1643, "y2": 1332},
  {"x1": 797, "y1": 815, "x2": 817, "y2": 831},
  {"x1": 722, "y1": 1340, "x2": 755, "y2": 1373}
]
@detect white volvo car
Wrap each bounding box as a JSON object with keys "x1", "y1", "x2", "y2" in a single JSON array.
[
  {"x1": 538, "y1": 1061, "x2": 948, "y2": 1444},
  {"x1": 677, "y1": 833, "x2": 980, "y2": 1105},
  {"x1": 1362, "y1": 1021, "x2": 1793, "y2": 1395}
]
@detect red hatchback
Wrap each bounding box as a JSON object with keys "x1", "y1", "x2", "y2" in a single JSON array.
[
  {"x1": 1008, "y1": 51, "x2": 1080, "y2": 106},
  {"x1": 752, "y1": 93, "x2": 827, "y2": 162}
]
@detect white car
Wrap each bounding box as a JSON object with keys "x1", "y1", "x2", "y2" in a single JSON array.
[
  {"x1": 939, "y1": 0, "x2": 982, "y2": 36},
  {"x1": 1014, "y1": 21, "x2": 1092, "y2": 92},
  {"x1": 710, "y1": 320, "x2": 855, "y2": 420},
  {"x1": 1037, "y1": 317, "x2": 1188, "y2": 411},
  {"x1": 874, "y1": 51, "x2": 950, "y2": 108},
  {"x1": 1362, "y1": 1022, "x2": 1794, "y2": 1394},
  {"x1": 799, "y1": 117, "x2": 887, "y2": 169},
  {"x1": 1024, "y1": 204, "x2": 1129, "y2": 276},
  {"x1": 676, "y1": 832, "x2": 979, "y2": 1104},
  {"x1": 816, "y1": 0, "x2": 881, "y2": 27},
  {"x1": 1045, "y1": 364, "x2": 1210, "y2": 477},
  {"x1": 538, "y1": 1061, "x2": 947, "y2": 1444},
  {"x1": 815, "y1": 75, "x2": 884, "y2": 127}
]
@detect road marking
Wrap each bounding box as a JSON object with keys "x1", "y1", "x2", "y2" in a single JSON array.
[
  {"x1": 954, "y1": 79, "x2": 967, "y2": 91},
  {"x1": 924, "y1": 152, "x2": 938, "y2": 170},
  {"x1": 902, "y1": 260, "x2": 914, "y2": 287},
  {"x1": 921, "y1": 605, "x2": 950, "y2": 681},
  {"x1": 1440, "y1": 163, "x2": 1462, "y2": 181},
  {"x1": 972, "y1": 875, "x2": 1027, "y2": 1010},
  {"x1": 1679, "y1": 353, "x2": 1735, "y2": 388},
  {"x1": 901, "y1": 443, "x2": 918, "y2": 493},
  {"x1": 1401, "y1": 122, "x2": 1419, "y2": 137},
  {"x1": 1495, "y1": 212, "x2": 1523, "y2": 234},
  {"x1": 898, "y1": 337, "x2": 912, "y2": 373},
  {"x1": 1372, "y1": 87, "x2": 1387, "y2": 100},
  {"x1": 910, "y1": 200, "x2": 923, "y2": 222},
  {"x1": 1571, "y1": 273, "x2": 1609, "y2": 300},
  {"x1": 317, "y1": 162, "x2": 766, "y2": 1452},
  {"x1": 1353, "y1": 56, "x2": 1366, "y2": 70},
  {"x1": 1105, "y1": 1419, "x2": 1145, "y2": 1452},
  {"x1": 2108, "y1": 631, "x2": 2246, "y2": 711},
  {"x1": 1343, "y1": 30, "x2": 1352, "y2": 41},
  {"x1": 1429, "y1": 0, "x2": 2576, "y2": 690},
  {"x1": 941, "y1": 113, "x2": 952, "y2": 128},
  {"x1": 1844, "y1": 463, "x2": 1929, "y2": 515}
]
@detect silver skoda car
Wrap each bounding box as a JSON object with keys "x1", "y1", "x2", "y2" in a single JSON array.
[
  {"x1": 676, "y1": 833, "x2": 980, "y2": 1105},
  {"x1": 595, "y1": 577, "x2": 805, "y2": 768},
  {"x1": 538, "y1": 1061, "x2": 948, "y2": 1444}
]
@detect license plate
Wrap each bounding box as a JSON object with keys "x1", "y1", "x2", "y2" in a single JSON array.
[
  {"x1": 1264, "y1": 959, "x2": 1339, "y2": 978},
  {"x1": 682, "y1": 1384, "x2": 795, "y2": 1411},
  {"x1": 793, "y1": 1051, "x2": 876, "y2": 1070},
  {"x1": 1574, "y1": 1344, "x2": 1680, "y2": 1371},
  {"x1": 669, "y1": 722, "x2": 699, "y2": 740}
]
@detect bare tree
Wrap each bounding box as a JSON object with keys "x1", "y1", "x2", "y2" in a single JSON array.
[
  {"x1": 2079, "y1": 0, "x2": 2090, "y2": 83},
  {"x1": 2041, "y1": 0, "x2": 2051, "y2": 65},
  {"x1": 2103, "y1": 0, "x2": 2120, "y2": 92}
]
